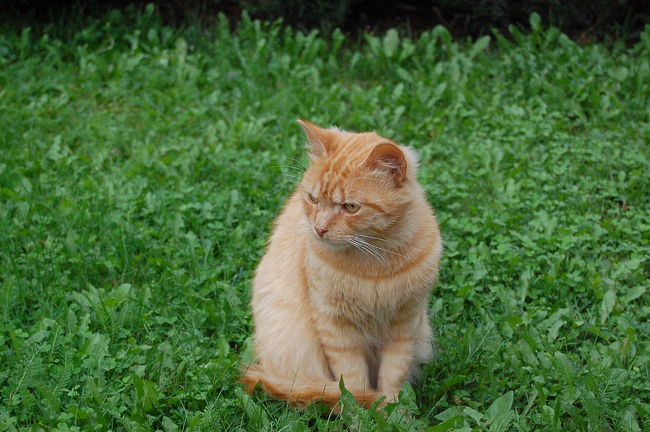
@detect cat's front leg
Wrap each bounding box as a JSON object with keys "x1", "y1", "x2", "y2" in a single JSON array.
[
  {"x1": 313, "y1": 316, "x2": 373, "y2": 395},
  {"x1": 377, "y1": 310, "x2": 427, "y2": 400}
]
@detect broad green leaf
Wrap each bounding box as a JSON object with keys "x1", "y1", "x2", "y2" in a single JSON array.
[
  {"x1": 103, "y1": 283, "x2": 131, "y2": 308},
  {"x1": 337, "y1": 376, "x2": 359, "y2": 419},
  {"x1": 547, "y1": 319, "x2": 565, "y2": 342},
  {"x1": 426, "y1": 415, "x2": 466, "y2": 432},
  {"x1": 486, "y1": 392, "x2": 513, "y2": 422},
  {"x1": 613, "y1": 258, "x2": 643, "y2": 280},
  {"x1": 470, "y1": 36, "x2": 491, "y2": 58},
  {"x1": 529, "y1": 13, "x2": 542, "y2": 31},
  {"x1": 395, "y1": 381, "x2": 418, "y2": 413},
  {"x1": 600, "y1": 290, "x2": 617, "y2": 323},
  {"x1": 133, "y1": 376, "x2": 160, "y2": 412},
  {"x1": 383, "y1": 29, "x2": 399, "y2": 58},
  {"x1": 162, "y1": 416, "x2": 179, "y2": 432},
  {"x1": 554, "y1": 351, "x2": 575, "y2": 384},
  {"x1": 621, "y1": 286, "x2": 646, "y2": 304},
  {"x1": 435, "y1": 406, "x2": 465, "y2": 421},
  {"x1": 235, "y1": 387, "x2": 269, "y2": 430},
  {"x1": 485, "y1": 391, "x2": 515, "y2": 432},
  {"x1": 463, "y1": 406, "x2": 484, "y2": 425},
  {"x1": 620, "y1": 409, "x2": 641, "y2": 432}
]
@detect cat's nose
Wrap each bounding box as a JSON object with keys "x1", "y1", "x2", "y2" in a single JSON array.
[{"x1": 315, "y1": 227, "x2": 328, "y2": 237}]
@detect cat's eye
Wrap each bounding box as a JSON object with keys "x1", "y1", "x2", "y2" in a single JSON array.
[
  {"x1": 343, "y1": 203, "x2": 360, "y2": 213},
  {"x1": 307, "y1": 193, "x2": 319, "y2": 204}
]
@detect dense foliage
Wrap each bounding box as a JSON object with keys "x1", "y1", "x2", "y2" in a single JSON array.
[
  {"x1": 245, "y1": 0, "x2": 649, "y2": 40},
  {"x1": 7, "y1": 0, "x2": 650, "y2": 41},
  {"x1": 0, "y1": 8, "x2": 648, "y2": 431}
]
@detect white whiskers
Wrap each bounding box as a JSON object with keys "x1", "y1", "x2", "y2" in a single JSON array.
[
  {"x1": 350, "y1": 234, "x2": 406, "y2": 263},
  {"x1": 346, "y1": 237, "x2": 388, "y2": 266},
  {"x1": 297, "y1": 222, "x2": 404, "y2": 267},
  {"x1": 271, "y1": 163, "x2": 306, "y2": 184},
  {"x1": 355, "y1": 233, "x2": 400, "y2": 246}
]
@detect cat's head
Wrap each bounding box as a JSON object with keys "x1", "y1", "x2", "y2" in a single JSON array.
[{"x1": 297, "y1": 119, "x2": 420, "y2": 248}]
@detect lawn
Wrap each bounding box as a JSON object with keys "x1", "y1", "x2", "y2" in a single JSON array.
[{"x1": 0, "y1": 8, "x2": 648, "y2": 431}]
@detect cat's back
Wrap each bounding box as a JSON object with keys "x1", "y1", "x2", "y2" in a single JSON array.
[{"x1": 252, "y1": 190, "x2": 306, "y2": 296}]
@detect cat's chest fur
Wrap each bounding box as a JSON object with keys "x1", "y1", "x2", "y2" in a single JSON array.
[{"x1": 304, "y1": 246, "x2": 430, "y2": 329}]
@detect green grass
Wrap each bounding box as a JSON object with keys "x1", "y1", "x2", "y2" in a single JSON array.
[{"x1": 1, "y1": 8, "x2": 649, "y2": 431}]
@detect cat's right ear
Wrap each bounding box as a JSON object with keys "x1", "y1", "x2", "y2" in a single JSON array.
[{"x1": 297, "y1": 119, "x2": 333, "y2": 158}]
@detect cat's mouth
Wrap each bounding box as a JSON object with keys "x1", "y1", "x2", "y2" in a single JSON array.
[{"x1": 313, "y1": 233, "x2": 348, "y2": 250}]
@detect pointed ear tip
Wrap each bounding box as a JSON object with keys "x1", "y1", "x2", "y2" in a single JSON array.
[
  {"x1": 297, "y1": 119, "x2": 325, "y2": 134},
  {"x1": 297, "y1": 119, "x2": 312, "y2": 130}
]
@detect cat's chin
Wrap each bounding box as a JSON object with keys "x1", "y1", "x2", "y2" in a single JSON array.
[{"x1": 312, "y1": 236, "x2": 348, "y2": 251}]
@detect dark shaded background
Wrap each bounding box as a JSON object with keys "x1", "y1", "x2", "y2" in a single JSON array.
[{"x1": 3, "y1": 0, "x2": 650, "y2": 42}]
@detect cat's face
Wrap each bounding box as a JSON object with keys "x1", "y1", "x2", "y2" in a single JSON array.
[{"x1": 297, "y1": 120, "x2": 417, "y2": 249}]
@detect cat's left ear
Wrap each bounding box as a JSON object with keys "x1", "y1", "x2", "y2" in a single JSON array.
[
  {"x1": 365, "y1": 142, "x2": 408, "y2": 187},
  {"x1": 297, "y1": 119, "x2": 334, "y2": 158}
]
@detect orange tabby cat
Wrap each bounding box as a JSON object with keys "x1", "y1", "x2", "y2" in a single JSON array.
[{"x1": 242, "y1": 119, "x2": 442, "y2": 408}]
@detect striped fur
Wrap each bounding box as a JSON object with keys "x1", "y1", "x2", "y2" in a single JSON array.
[{"x1": 242, "y1": 119, "x2": 443, "y2": 409}]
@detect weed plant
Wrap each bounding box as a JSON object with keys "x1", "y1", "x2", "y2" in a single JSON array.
[{"x1": 0, "y1": 8, "x2": 648, "y2": 431}]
